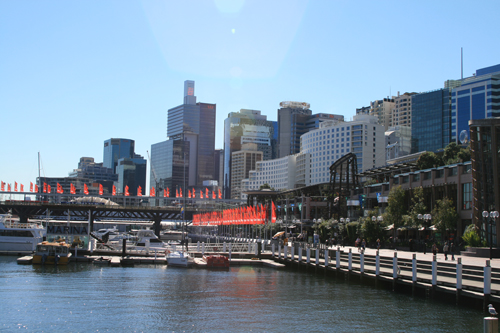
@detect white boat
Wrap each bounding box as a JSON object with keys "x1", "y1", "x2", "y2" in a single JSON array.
[
  {"x1": 0, "y1": 215, "x2": 46, "y2": 255},
  {"x1": 166, "y1": 245, "x2": 193, "y2": 267},
  {"x1": 133, "y1": 229, "x2": 172, "y2": 250}
]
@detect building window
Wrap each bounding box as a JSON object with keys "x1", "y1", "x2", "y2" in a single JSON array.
[{"x1": 463, "y1": 183, "x2": 472, "y2": 210}]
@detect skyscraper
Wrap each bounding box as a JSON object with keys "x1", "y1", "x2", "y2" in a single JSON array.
[
  {"x1": 151, "y1": 80, "x2": 216, "y2": 194},
  {"x1": 103, "y1": 138, "x2": 135, "y2": 173},
  {"x1": 277, "y1": 101, "x2": 312, "y2": 158},
  {"x1": 223, "y1": 109, "x2": 276, "y2": 199}
]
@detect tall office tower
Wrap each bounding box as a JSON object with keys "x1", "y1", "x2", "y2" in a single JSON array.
[
  {"x1": 368, "y1": 98, "x2": 395, "y2": 131},
  {"x1": 213, "y1": 149, "x2": 224, "y2": 187},
  {"x1": 153, "y1": 81, "x2": 216, "y2": 192},
  {"x1": 115, "y1": 155, "x2": 147, "y2": 195},
  {"x1": 277, "y1": 101, "x2": 312, "y2": 158},
  {"x1": 392, "y1": 92, "x2": 416, "y2": 128},
  {"x1": 230, "y1": 144, "x2": 263, "y2": 199},
  {"x1": 223, "y1": 109, "x2": 276, "y2": 199},
  {"x1": 103, "y1": 138, "x2": 135, "y2": 173},
  {"x1": 411, "y1": 88, "x2": 452, "y2": 154},
  {"x1": 451, "y1": 64, "x2": 500, "y2": 143}
]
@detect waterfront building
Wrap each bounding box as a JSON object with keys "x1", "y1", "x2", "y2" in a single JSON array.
[
  {"x1": 150, "y1": 139, "x2": 190, "y2": 195},
  {"x1": 469, "y1": 117, "x2": 500, "y2": 245},
  {"x1": 230, "y1": 144, "x2": 262, "y2": 199},
  {"x1": 103, "y1": 138, "x2": 135, "y2": 173},
  {"x1": 223, "y1": 109, "x2": 276, "y2": 198},
  {"x1": 114, "y1": 156, "x2": 147, "y2": 195},
  {"x1": 241, "y1": 154, "x2": 298, "y2": 200},
  {"x1": 301, "y1": 114, "x2": 385, "y2": 182},
  {"x1": 385, "y1": 126, "x2": 412, "y2": 160},
  {"x1": 452, "y1": 64, "x2": 500, "y2": 143},
  {"x1": 165, "y1": 80, "x2": 216, "y2": 188},
  {"x1": 411, "y1": 88, "x2": 452, "y2": 154}
]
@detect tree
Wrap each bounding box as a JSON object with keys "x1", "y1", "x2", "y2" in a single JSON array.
[
  {"x1": 416, "y1": 151, "x2": 442, "y2": 170},
  {"x1": 443, "y1": 142, "x2": 461, "y2": 165},
  {"x1": 432, "y1": 197, "x2": 458, "y2": 240},
  {"x1": 360, "y1": 208, "x2": 385, "y2": 244},
  {"x1": 406, "y1": 187, "x2": 427, "y2": 229},
  {"x1": 260, "y1": 183, "x2": 271, "y2": 190},
  {"x1": 384, "y1": 186, "x2": 407, "y2": 242},
  {"x1": 457, "y1": 146, "x2": 471, "y2": 162}
]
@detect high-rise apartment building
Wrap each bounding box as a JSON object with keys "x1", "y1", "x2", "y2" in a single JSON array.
[
  {"x1": 223, "y1": 109, "x2": 276, "y2": 199},
  {"x1": 230, "y1": 144, "x2": 262, "y2": 199},
  {"x1": 452, "y1": 64, "x2": 500, "y2": 143},
  {"x1": 411, "y1": 88, "x2": 452, "y2": 153},
  {"x1": 392, "y1": 92, "x2": 416, "y2": 128}
]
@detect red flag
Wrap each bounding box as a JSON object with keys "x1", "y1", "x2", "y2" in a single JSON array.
[
  {"x1": 99, "y1": 184, "x2": 103, "y2": 195},
  {"x1": 70, "y1": 183, "x2": 76, "y2": 194},
  {"x1": 271, "y1": 201, "x2": 277, "y2": 223},
  {"x1": 14, "y1": 182, "x2": 18, "y2": 192},
  {"x1": 212, "y1": 190, "x2": 215, "y2": 199},
  {"x1": 192, "y1": 188, "x2": 196, "y2": 198},
  {"x1": 176, "y1": 189, "x2": 179, "y2": 198},
  {"x1": 8, "y1": 183, "x2": 11, "y2": 191},
  {"x1": 125, "y1": 185, "x2": 130, "y2": 196},
  {"x1": 30, "y1": 182, "x2": 33, "y2": 192},
  {"x1": 20, "y1": 184, "x2": 24, "y2": 192},
  {"x1": 218, "y1": 188, "x2": 222, "y2": 199},
  {"x1": 205, "y1": 188, "x2": 209, "y2": 198},
  {"x1": 84, "y1": 184, "x2": 89, "y2": 195},
  {"x1": 137, "y1": 186, "x2": 142, "y2": 196},
  {"x1": 188, "y1": 189, "x2": 191, "y2": 198},
  {"x1": 166, "y1": 187, "x2": 170, "y2": 197},
  {"x1": 163, "y1": 189, "x2": 167, "y2": 197},
  {"x1": 1, "y1": 181, "x2": 4, "y2": 191},
  {"x1": 150, "y1": 187, "x2": 155, "y2": 197},
  {"x1": 57, "y1": 183, "x2": 63, "y2": 194},
  {"x1": 47, "y1": 185, "x2": 51, "y2": 193},
  {"x1": 43, "y1": 183, "x2": 47, "y2": 193},
  {"x1": 35, "y1": 184, "x2": 39, "y2": 193},
  {"x1": 112, "y1": 185, "x2": 116, "y2": 196},
  {"x1": 200, "y1": 189, "x2": 203, "y2": 198}
]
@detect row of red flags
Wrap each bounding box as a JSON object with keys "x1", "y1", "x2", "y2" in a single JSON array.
[
  {"x1": 0, "y1": 181, "x2": 223, "y2": 199},
  {"x1": 193, "y1": 202, "x2": 277, "y2": 226}
]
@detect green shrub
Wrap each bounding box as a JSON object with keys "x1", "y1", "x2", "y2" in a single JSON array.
[{"x1": 462, "y1": 224, "x2": 482, "y2": 247}]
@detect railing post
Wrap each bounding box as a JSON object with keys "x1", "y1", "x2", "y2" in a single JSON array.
[
  {"x1": 248, "y1": 242, "x2": 251, "y2": 253},
  {"x1": 291, "y1": 245, "x2": 295, "y2": 261},
  {"x1": 284, "y1": 245, "x2": 288, "y2": 260},
  {"x1": 202, "y1": 242, "x2": 205, "y2": 257},
  {"x1": 432, "y1": 255, "x2": 437, "y2": 287},
  {"x1": 360, "y1": 249, "x2": 364, "y2": 274},
  {"x1": 298, "y1": 246, "x2": 302, "y2": 262},
  {"x1": 393, "y1": 251, "x2": 398, "y2": 279},
  {"x1": 272, "y1": 243, "x2": 275, "y2": 257},
  {"x1": 484, "y1": 260, "x2": 492, "y2": 309},
  {"x1": 306, "y1": 247, "x2": 310, "y2": 264},
  {"x1": 228, "y1": 243, "x2": 232, "y2": 260},
  {"x1": 197, "y1": 241, "x2": 200, "y2": 252},
  {"x1": 278, "y1": 244, "x2": 281, "y2": 259},
  {"x1": 456, "y1": 257, "x2": 462, "y2": 304},
  {"x1": 223, "y1": 242, "x2": 226, "y2": 252},
  {"x1": 348, "y1": 248, "x2": 352, "y2": 272},
  {"x1": 324, "y1": 249, "x2": 329, "y2": 267},
  {"x1": 336, "y1": 247, "x2": 340, "y2": 269},
  {"x1": 412, "y1": 253, "x2": 417, "y2": 282},
  {"x1": 376, "y1": 250, "x2": 380, "y2": 276},
  {"x1": 255, "y1": 243, "x2": 258, "y2": 256},
  {"x1": 315, "y1": 248, "x2": 320, "y2": 266}
]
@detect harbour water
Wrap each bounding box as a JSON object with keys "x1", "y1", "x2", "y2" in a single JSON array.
[{"x1": 0, "y1": 256, "x2": 485, "y2": 332}]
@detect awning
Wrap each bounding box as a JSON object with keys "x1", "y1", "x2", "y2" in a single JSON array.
[{"x1": 273, "y1": 231, "x2": 285, "y2": 238}]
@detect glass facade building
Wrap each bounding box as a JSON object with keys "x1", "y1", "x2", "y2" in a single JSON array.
[
  {"x1": 103, "y1": 138, "x2": 135, "y2": 173},
  {"x1": 411, "y1": 88, "x2": 452, "y2": 153},
  {"x1": 452, "y1": 64, "x2": 500, "y2": 143},
  {"x1": 115, "y1": 157, "x2": 147, "y2": 195}
]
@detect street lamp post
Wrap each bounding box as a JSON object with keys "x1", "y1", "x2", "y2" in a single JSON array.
[{"x1": 483, "y1": 210, "x2": 499, "y2": 260}]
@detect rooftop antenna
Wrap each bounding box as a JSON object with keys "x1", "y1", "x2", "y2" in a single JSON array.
[{"x1": 461, "y1": 47, "x2": 463, "y2": 80}]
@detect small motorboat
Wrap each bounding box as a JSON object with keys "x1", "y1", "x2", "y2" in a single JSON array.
[
  {"x1": 203, "y1": 254, "x2": 230, "y2": 269},
  {"x1": 93, "y1": 257, "x2": 110, "y2": 266},
  {"x1": 166, "y1": 246, "x2": 193, "y2": 267},
  {"x1": 32, "y1": 241, "x2": 72, "y2": 265}
]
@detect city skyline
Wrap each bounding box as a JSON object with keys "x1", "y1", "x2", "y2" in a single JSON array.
[{"x1": 1, "y1": 0, "x2": 500, "y2": 190}]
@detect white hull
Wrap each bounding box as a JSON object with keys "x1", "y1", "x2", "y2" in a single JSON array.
[
  {"x1": 166, "y1": 251, "x2": 193, "y2": 267},
  {"x1": 0, "y1": 237, "x2": 40, "y2": 254}
]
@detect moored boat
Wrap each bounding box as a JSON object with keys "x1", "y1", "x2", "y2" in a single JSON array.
[
  {"x1": 32, "y1": 241, "x2": 72, "y2": 265},
  {"x1": 0, "y1": 214, "x2": 45, "y2": 255},
  {"x1": 166, "y1": 246, "x2": 193, "y2": 267},
  {"x1": 203, "y1": 254, "x2": 230, "y2": 268}
]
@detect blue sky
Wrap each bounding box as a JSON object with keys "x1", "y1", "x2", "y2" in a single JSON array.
[{"x1": 1, "y1": 0, "x2": 500, "y2": 192}]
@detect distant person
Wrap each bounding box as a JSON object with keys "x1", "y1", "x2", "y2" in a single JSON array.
[
  {"x1": 361, "y1": 239, "x2": 366, "y2": 251},
  {"x1": 450, "y1": 242, "x2": 456, "y2": 260},
  {"x1": 376, "y1": 239, "x2": 381, "y2": 251},
  {"x1": 443, "y1": 241, "x2": 449, "y2": 260},
  {"x1": 432, "y1": 243, "x2": 437, "y2": 256}
]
